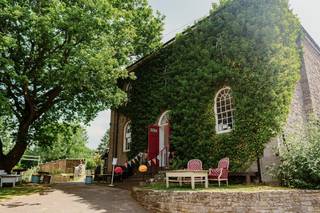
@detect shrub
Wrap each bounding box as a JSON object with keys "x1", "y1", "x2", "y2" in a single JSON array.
[
  {"x1": 85, "y1": 158, "x2": 97, "y2": 170},
  {"x1": 22, "y1": 167, "x2": 39, "y2": 182},
  {"x1": 277, "y1": 119, "x2": 320, "y2": 189}
]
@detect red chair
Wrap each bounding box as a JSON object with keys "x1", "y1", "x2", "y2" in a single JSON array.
[
  {"x1": 187, "y1": 159, "x2": 203, "y2": 170},
  {"x1": 208, "y1": 158, "x2": 229, "y2": 186},
  {"x1": 181, "y1": 159, "x2": 203, "y2": 184}
]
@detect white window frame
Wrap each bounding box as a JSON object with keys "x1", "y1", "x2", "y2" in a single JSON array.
[
  {"x1": 214, "y1": 87, "x2": 234, "y2": 134},
  {"x1": 123, "y1": 121, "x2": 132, "y2": 152},
  {"x1": 158, "y1": 110, "x2": 170, "y2": 126}
]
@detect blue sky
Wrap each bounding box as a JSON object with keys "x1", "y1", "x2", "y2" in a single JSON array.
[{"x1": 86, "y1": 0, "x2": 320, "y2": 149}]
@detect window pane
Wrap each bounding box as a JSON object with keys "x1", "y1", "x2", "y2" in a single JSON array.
[
  {"x1": 124, "y1": 122, "x2": 132, "y2": 151},
  {"x1": 215, "y1": 87, "x2": 234, "y2": 133}
]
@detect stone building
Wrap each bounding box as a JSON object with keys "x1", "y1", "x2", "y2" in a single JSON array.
[
  {"x1": 254, "y1": 28, "x2": 320, "y2": 182},
  {"x1": 107, "y1": 16, "x2": 320, "y2": 182}
]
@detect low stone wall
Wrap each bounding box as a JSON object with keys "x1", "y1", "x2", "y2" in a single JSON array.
[{"x1": 132, "y1": 187, "x2": 320, "y2": 213}]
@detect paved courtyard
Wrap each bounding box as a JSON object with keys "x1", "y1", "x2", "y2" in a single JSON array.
[{"x1": 0, "y1": 183, "x2": 147, "y2": 213}]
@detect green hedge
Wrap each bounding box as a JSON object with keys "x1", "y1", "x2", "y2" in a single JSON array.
[{"x1": 121, "y1": 0, "x2": 301, "y2": 171}]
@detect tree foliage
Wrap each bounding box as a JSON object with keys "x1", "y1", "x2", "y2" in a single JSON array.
[
  {"x1": 26, "y1": 122, "x2": 93, "y2": 163},
  {"x1": 121, "y1": 0, "x2": 301, "y2": 171},
  {"x1": 0, "y1": 0, "x2": 163, "y2": 171},
  {"x1": 0, "y1": 118, "x2": 13, "y2": 154}
]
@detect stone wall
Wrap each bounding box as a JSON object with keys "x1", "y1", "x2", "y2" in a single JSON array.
[
  {"x1": 302, "y1": 32, "x2": 320, "y2": 117},
  {"x1": 132, "y1": 187, "x2": 320, "y2": 213},
  {"x1": 254, "y1": 32, "x2": 320, "y2": 183}
]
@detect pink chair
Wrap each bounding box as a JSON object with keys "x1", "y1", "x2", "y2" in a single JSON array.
[
  {"x1": 208, "y1": 158, "x2": 229, "y2": 186},
  {"x1": 187, "y1": 159, "x2": 203, "y2": 170}
]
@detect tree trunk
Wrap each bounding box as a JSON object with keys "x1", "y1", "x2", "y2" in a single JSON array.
[{"x1": 0, "y1": 121, "x2": 30, "y2": 173}]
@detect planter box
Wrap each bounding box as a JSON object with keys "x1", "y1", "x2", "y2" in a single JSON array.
[
  {"x1": 85, "y1": 175, "x2": 93, "y2": 184},
  {"x1": 31, "y1": 174, "x2": 41, "y2": 183}
]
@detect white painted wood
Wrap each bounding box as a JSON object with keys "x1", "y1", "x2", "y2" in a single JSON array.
[{"x1": 166, "y1": 170, "x2": 208, "y2": 189}]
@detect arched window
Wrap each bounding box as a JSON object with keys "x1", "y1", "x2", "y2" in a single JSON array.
[
  {"x1": 123, "y1": 121, "x2": 131, "y2": 152},
  {"x1": 158, "y1": 110, "x2": 170, "y2": 126},
  {"x1": 214, "y1": 87, "x2": 234, "y2": 134}
]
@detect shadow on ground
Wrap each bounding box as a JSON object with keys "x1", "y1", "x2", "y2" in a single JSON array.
[
  {"x1": 0, "y1": 182, "x2": 147, "y2": 213},
  {"x1": 0, "y1": 201, "x2": 41, "y2": 208},
  {"x1": 51, "y1": 182, "x2": 147, "y2": 213}
]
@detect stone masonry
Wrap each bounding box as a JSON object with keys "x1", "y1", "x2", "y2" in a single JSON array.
[{"x1": 132, "y1": 187, "x2": 320, "y2": 213}]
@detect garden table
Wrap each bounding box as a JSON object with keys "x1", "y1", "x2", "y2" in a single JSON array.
[
  {"x1": 166, "y1": 170, "x2": 208, "y2": 189},
  {"x1": 0, "y1": 175, "x2": 20, "y2": 187}
]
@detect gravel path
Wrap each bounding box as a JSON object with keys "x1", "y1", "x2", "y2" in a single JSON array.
[{"x1": 0, "y1": 183, "x2": 148, "y2": 213}]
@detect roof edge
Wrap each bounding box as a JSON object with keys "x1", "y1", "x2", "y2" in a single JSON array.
[
  {"x1": 126, "y1": 23, "x2": 320, "y2": 73},
  {"x1": 301, "y1": 26, "x2": 320, "y2": 56}
]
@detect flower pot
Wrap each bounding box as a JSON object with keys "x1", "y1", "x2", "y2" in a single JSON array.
[
  {"x1": 31, "y1": 174, "x2": 40, "y2": 183},
  {"x1": 85, "y1": 175, "x2": 93, "y2": 184}
]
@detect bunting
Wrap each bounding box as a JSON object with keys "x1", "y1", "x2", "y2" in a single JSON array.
[
  {"x1": 122, "y1": 152, "x2": 156, "y2": 168},
  {"x1": 152, "y1": 158, "x2": 157, "y2": 165}
]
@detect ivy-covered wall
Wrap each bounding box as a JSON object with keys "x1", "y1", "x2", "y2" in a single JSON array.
[{"x1": 120, "y1": 0, "x2": 302, "y2": 171}]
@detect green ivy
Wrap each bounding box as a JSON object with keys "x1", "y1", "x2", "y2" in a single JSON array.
[{"x1": 121, "y1": 0, "x2": 302, "y2": 171}]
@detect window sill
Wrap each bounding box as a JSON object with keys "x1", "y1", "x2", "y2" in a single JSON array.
[{"x1": 216, "y1": 129, "x2": 233, "y2": 134}]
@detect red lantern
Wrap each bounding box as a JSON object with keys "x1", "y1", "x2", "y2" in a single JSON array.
[{"x1": 114, "y1": 166, "x2": 123, "y2": 174}]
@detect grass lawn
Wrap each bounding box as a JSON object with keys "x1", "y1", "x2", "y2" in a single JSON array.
[
  {"x1": 144, "y1": 182, "x2": 290, "y2": 192},
  {"x1": 0, "y1": 184, "x2": 50, "y2": 200}
]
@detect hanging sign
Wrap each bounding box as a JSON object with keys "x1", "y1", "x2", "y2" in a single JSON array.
[{"x1": 112, "y1": 158, "x2": 118, "y2": 166}]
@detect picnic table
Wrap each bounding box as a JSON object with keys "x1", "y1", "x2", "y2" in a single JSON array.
[
  {"x1": 0, "y1": 175, "x2": 21, "y2": 188},
  {"x1": 166, "y1": 170, "x2": 208, "y2": 189}
]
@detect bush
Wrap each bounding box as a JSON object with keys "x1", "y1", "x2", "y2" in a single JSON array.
[
  {"x1": 85, "y1": 158, "x2": 97, "y2": 170},
  {"x1": 22, "y1": 167, "x2": 39, "y2": 182},
  {"x1": 277, "y1": 119, "x2": 320, "y2": 189}
]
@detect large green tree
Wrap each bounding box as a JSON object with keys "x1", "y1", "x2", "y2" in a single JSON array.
[
  {"x1": 0, "y1": 0, "x2": 163, "y2": 172},
  {"x1": 27, "y1": 122, "x2": 93, "y2": 163}
]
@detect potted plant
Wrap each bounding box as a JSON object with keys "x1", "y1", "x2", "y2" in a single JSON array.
[
  {"x1": 30, "y1": 167, "x2": 41, "y2": 184},
  {"x1": 85, "y1": 158, "x2": 96, "y2": 184}
]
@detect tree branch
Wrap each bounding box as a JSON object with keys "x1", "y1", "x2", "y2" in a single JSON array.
[
  {"x1": 35, "y1": 86, "x2": 62, "y2": 120},
  {"x1": 23, "y1": 81, "x2": 35, "y2": 115}
]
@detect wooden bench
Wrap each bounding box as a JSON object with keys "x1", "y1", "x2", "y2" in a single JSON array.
[{"x1": 230, "y1": 172, "x2": 258, "y2": 184}]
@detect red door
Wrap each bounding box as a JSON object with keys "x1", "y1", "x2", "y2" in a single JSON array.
[{"x1": 148, "y1": 125, "x2": 159, "y2": 161}]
